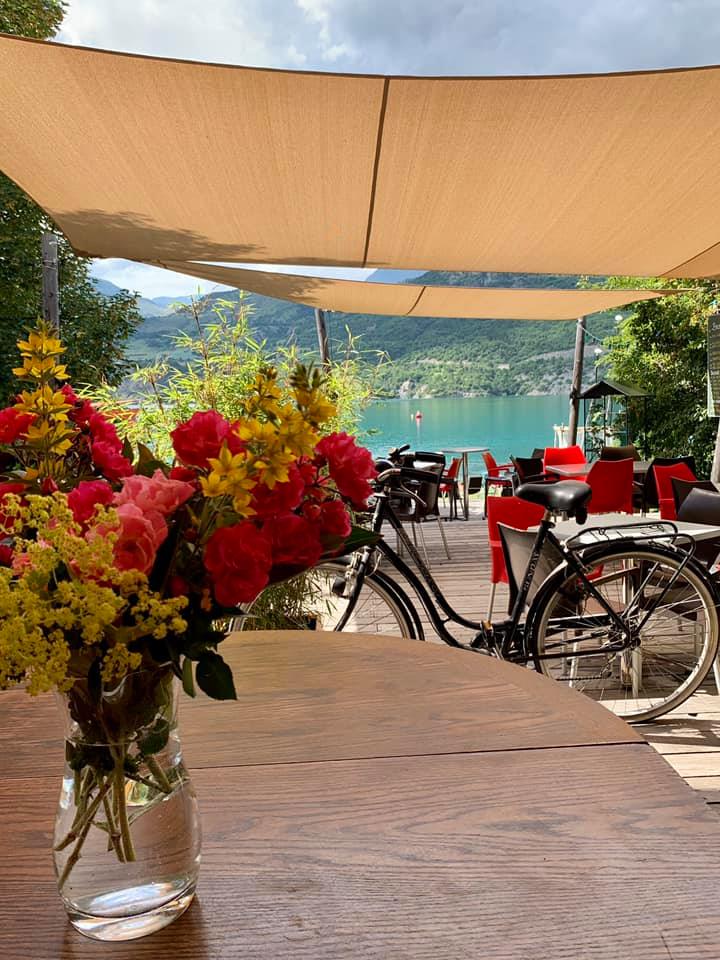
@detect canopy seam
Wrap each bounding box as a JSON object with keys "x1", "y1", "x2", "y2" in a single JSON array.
[
  {"x1": 362, "y1": 77, "x2": 390, "y2": 268},
  {"x1": 405, "y1": 286, "x2": 427, "y2": 315}
]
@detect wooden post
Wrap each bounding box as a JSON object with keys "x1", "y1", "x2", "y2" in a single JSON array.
[
  {"x1": 567, "y1": 316, "x2": 586, "y2": 445},
  {"x1": 41, "y1": 232, "x2": 60, "y2": 332},
  {"x1": 314, "y1": 308, "x2": 330, "y2": 368}
]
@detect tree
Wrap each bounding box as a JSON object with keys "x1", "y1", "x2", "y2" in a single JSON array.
[
  {"x1": 0, "y1": 0, "x2": 142, "y2": 403},
  {"x1": 599, "y1": 278, "x2": 718, "y2": 476}
]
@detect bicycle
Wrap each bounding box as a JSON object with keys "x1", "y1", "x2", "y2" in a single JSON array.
[{"x1": 263, "y1": 443, "x2": 719, "y2": 724}]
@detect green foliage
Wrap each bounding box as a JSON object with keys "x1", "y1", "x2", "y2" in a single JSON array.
[
  {"x1": 128, "y1": 270, "x2": 614, "y2": 398},
  {"x1": 0, "y1": 0, "x2": 65, "y2": 38},
  {"x1": 105, "y1": 296, "x2": 384, "y2": 461},
  {"x1": 0, "y1": 3, "x2": 142, "y2": 404},
  {"x1": 598, "y1": 278, "x2": 718, "y2": 475}
]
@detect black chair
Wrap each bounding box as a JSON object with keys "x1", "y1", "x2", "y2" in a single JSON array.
[
  {"x1": 642, "y1": 456, "x2": 697, "y2": 512},
  {"x1": 671, "y1": 477, "x2": 718, "y2": 514},
  {"x1": 390, "y1": 465, "x2": 450, "y2": 564},
  {"x1": 511, "y1": 455, "x2": 555, "y2": 490},
  {"x1": 600, "y1": 444, "x2": 641, "y2": 462},
  {"x1": 530, "y1": 448, "x2": 545, "y2": 460},
  {"x1": 677, "y1": 487, "x2": 720, "y2": 568}
]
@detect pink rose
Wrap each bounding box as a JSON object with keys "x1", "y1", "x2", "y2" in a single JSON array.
[
  {"x1": 111, "y1": 502, "x2": 167, "y2": 574},
  {"x1": 116, "y1": 469, "x2": 194, "y2": 517},
  {"x1": 68, "y1": 480, "x2": 114, "y2": 525}
]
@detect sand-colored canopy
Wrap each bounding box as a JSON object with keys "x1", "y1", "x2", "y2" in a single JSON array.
[
  {"x1": 157, "y1": 261, "x2": 674, "y2": 319},
  {"x1": 3, "y1": 34, "x2": 720, "y2": 276}
]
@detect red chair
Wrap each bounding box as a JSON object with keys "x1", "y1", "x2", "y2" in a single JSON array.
[
  {"x1": 543, "y1": 445, "x2": 587, "y2": 470},
  {"x1": 654, "y1": 462, "x2": 697, "y2": 520},
  {"x1": 482, "y1": 451, "x2": 514, "y2": 515},
  {"x1": 486, "y1": 496, "x2": 545, "y2": 619},
  {"x1": 585, "y1": 458, "x2": 634, "y2": 514},
  {"x1": 440, "y1": 457, "x2": 461, "y2": 519}
]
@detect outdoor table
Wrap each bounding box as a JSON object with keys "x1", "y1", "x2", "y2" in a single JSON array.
[
  {"x1": 441, "y1": 445, "x2": 489, "y2": 519},
  {"x1": 2, "y1": 629, "x2": 720, "y2": 958},
  {"x1": 549, "y1": 512, "x2": 720, "y2": 544},
  {"x1": 547, "y1": 459, "x2": 651, "y2": 479}
]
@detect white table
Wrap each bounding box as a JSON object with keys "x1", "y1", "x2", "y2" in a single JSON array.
[
  {"x1": 441, "y1": 446, "x2": 489, "y2": 519},
  {"x1": 550, "y1": 513, "x2": 720, "y2": 544}
]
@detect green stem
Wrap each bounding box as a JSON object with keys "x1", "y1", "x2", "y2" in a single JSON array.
[
  {"x1": 114, "y1": 756, "x2": 136, "y2": 863},
  {"x1": 55, "y1": 777, "x2": 112, "y2": 883},
  {"x1": 145, "y1": 755, "x2": 173, "y2": 794},
  {"x1": 97, "y1": 773, "x2": 124, "y2": 861},
  {"x1": 54, "y1": 776, "x2": 109, "y2": 853}
]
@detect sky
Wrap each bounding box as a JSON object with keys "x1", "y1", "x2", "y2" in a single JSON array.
[{"x1": 57, "y1": 0, "x2": 720, "y2": 299}]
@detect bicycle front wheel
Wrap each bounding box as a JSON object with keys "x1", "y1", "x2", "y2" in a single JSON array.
[
  {"x1": 235, "y1": 561, "x2": 419, "y2": 638},
  {"x1": 530, "y1": 545, "x2": 719, "y2": 723}
]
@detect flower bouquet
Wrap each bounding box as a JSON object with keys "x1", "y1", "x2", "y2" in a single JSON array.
[{"x1": 0, "y1": 323, "x2": 377, "y2": 940}]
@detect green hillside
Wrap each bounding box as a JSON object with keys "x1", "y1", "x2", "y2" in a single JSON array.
[{"x1": 127, "y1": 271, "x2": 617, "y2": 397}]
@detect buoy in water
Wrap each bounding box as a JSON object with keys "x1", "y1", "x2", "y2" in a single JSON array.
[{"x1": 414, "y1": 410, "x2": 423, "y2": 420}]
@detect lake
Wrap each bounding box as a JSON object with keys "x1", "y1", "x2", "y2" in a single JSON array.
[{"x1": 360, "y1": 395, "x2": 569, "y2": 473}]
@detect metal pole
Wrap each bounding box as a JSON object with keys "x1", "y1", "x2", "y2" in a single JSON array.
[
  {"x1": 41, "y1": 232, "x2": 60, "y2": 332},
  {"x1": 567, "y1": 316, "x2": 585, "y2": 445},
  {"x1": 314, "y1": 308, "x2": 330, "y2": 369}
]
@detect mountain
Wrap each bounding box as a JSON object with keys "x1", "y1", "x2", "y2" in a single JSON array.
[
  {"x1": 91, "y1": 278, "x2": 175, "y2": 318},
  {"x1": 151, "y1": 295, "x2": 194, "y2": 308},
  {"x1": 125, "y1": 270, "x2": 618, "y2": 398}
]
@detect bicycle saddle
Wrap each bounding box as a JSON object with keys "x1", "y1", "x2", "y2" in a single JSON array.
[{"x1": 515, "y1": 480, "x2": 592, "y2": 519}]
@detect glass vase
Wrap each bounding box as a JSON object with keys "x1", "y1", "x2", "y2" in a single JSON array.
[{"x1": 53, "y1": 668, "x2": 202, "y2": 941}]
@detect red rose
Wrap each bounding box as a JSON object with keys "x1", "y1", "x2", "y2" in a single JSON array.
[
  {"x1": 0, "y1": 544, "x2": 13, "y2": 566},
  {"x1": 169, "y1": 465, "x2": 199, "y2": 484},
  {"x1": 171, "y1": 411, "x2": 232, "y2": 469},
  {"x1": 315, "y1": 432, "x2": 377, "y2": 509},
  {"x1": 91, "y1": 441, "x2": 134, "y2": 481},
  {"x1": 318, "y1": 499, "x2": 352, "y2": 539},
  {"x1": 0, "y1": 407, "x2": 34, "y2": 444},
  {"x1": 251, "y1": 464, "x2": 305, "y2": 518},
  {"x1": 61, "y1": 385, "x2": 96, "y2": 425},
  {"x1": 68, "y1": 480, "x2": 114, "y2": 525},
  {"x1": 263, "y1": 513, "x2": 323, "y2": 569},
  {"x1": 88, "y1": 413, "x2": 122, "y2": 450},
  {"x1": 204, "y1": 522, "x2": 272, "y2": 606}
]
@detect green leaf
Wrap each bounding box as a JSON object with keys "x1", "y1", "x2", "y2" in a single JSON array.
[
  {"x1": 182, "y1": 657, "x2": 196, "y2": 698},
  {"x1": 196, "y1": 651, "x2": 237, "y2": 701},
  {"x1": 138, "y1": 718, "x2": 170, "y2": 756}
]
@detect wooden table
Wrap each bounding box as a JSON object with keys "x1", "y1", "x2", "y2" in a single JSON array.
[
  {"x1": 547, "y1": 460, "x2": 651, "y2": 479},
  {"x1": 3, "y1": 630, "x2": 720, "y2": 958},
  {"x1": 441, "y1": 446, "x2": 489, "y2": 519}
]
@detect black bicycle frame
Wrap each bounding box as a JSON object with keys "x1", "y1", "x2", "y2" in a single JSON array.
[{"x1": 352, "y1": 486, "x2": 697, "y2": 661}]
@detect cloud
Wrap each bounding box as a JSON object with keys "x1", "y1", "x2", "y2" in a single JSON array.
[
  {"x1": 90, "y1": 259, "x2": 233, "y2": 299},
  {"x1": 59, "y1": 0, "x2": 720, "y2": 76},
  {"x1": 90, "y1": 259, "x2": 375, "y2": 298}
]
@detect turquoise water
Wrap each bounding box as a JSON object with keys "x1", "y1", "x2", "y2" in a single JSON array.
[{"x1": 361, "y1": 395, "x2": 569, "y2": 474}]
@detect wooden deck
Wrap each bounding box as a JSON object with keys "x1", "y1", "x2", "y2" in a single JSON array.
[{"x1": 384, "y1": 507, "x2": 720, "y2": 813}]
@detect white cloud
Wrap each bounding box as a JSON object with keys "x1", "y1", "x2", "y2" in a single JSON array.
[
  {"x1": 58, "y1": 0, "x2": 720, "y2": 76},
  {"x1": 90, "y1": 259, "x2": 233, "y2": 299},
  {"x1": 90, "y1": 259, "x2": 375, "y2": 298}
]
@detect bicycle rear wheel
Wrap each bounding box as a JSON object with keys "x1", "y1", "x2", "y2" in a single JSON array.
[
  {"x1": 235, "y1": 561, "x2": 418, "y2": 638},
  {"x1": 530, "y1": 544, "x2": 719, "y2": 722}
]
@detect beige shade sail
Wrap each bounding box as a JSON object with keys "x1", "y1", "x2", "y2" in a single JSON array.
[
  {"x1": 157, "y1": 261, "x2": 675, "y2": 319},
  {"x1": 2, "y1": 34, "x2": 720, "y2": 276}
]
